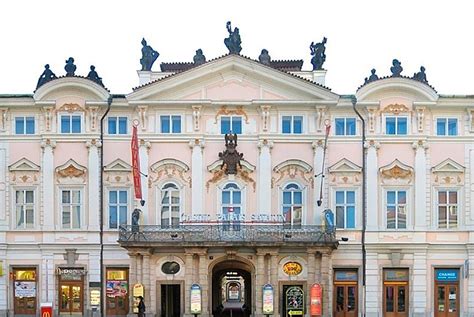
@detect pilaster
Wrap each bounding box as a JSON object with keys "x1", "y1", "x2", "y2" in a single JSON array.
[
  {"x1": 412, "y1": 140, "x2": 428, "y2": 230},
  {"x1": 143, "y1": 252, "x2": 152, "y2": 315},
  {"x1": 139, "y1": 140, "x2": 151, "y2": 221},
  {"x1": 0, "y1": 144, "x2": 7, "y2": 231},
  {"x1": 364, "y1": 140, "x2": 380, "y2": 230},
  {"x1": 257, "y1": 139, "x2": 273, "y2": 215},
  {"x1": 40, "y1": 139, "x2": 56, "y2": 231},
  {"x1": 365, "y1": 252, "x2": 380, "y2": 316},
  {"x1": 86, "y1": 139, "x2": 101, "y2": 231},
  {"x1": 307, "y1": 248, "x2": 317, "y2": 315},
  {"x1": 189, "y1": 139, "x2": 205, "y2": 215},
  {"x1": 184, "y1": 252, "x2": 195, "y2": 316},
  {"x1": 412, "y1": 250, "x2": 428, "y2": 316},
  {"x1": 269, "y1": 251, "x2": 279, "y2": 316},
  {"x1": 198, "y1": 249, "x2": 209, "y2": 317},
  {"x1": 320, "y1": 250, "x2": 331, "y2": 316},
  {"x1": 255, "y1": 251, "x2": 266, "y2": 317},
  {"x1": 312, "y1": 140, "x2": 325, "y2": 225}
]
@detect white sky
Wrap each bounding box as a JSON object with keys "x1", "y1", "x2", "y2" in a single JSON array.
[{"x1": 1, "y1": 0, "x2": 473, "y2": 95}]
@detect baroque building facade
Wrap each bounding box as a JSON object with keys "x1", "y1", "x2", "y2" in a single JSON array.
[{"x1": 0, "y1": 48, "x2": 473, "y2": 317}]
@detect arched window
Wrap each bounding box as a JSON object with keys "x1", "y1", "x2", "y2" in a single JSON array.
[
  {"x1": 282, "y1": 183, "x2": 302, "y2": 228},
  {"x1": 161, "y1": 183, "x2": 180, "y2": 228},
  {"x1": 222, "y1": 183, "x2": 242, "y2": 229}
]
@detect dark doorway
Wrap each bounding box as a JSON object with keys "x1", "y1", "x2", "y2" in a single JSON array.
[
  {"x1": 161, "y1": 284, "x2": 180, "y2": 317},
  {"x1": 282, "y1": 285, "x2": 304, "y2": 317}
]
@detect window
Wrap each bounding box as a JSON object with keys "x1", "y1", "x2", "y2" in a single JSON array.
[
  {"x1": 61, "y1": 190, "x2": 81, "y2": 229},
  {"x1": 437, "y1": 190, "x2": 458, "y2": 229},
  {"x1": 282, "y1": 183, "x2": 302, "y2": 228},
  {"x1": 222, "y1": 183, "x2": 242, "y2": 228},
  {"x1": 15, "y1": 117, "x2": 35, "y2": 135},
  {"x1": 436, "y1": 118, "x2": 457, "y2": 136},
  {"x1": 385, "y1": 117, "x2": 407, "y2": 135},
  {"x1": 15, "y1": 190, "x2": 34, "y2": 229},
  {"x1": 386, "y1": 190, "x2": 407, "y2": 229},
  {"x1": 60, "y1": 115, "x2": 81, "y2": 133},
  {"x1": 221, "y1": 116, "x2": 242, "y2": 134},
  {"x1": 108, "y1": 117, "x2": 128, "y2": 134},
  {"x1": 160, "y1": 115, "x2": 181, "y2": 133},
  {"x1": 161, "y1": 183, "x2": 180, "y2": 228},
  {"x1": 109, "y1": 190, "x2": 128, "y2": 229},
  {"x1": 335, "y1": 118, "x2": 356, "y2": 136},
  {"x1": 282, "y1": 116, "x2": 303, "y2": 134},
  {"x1": 335, "y1": 190, "x2": 355, "y2": 229}
]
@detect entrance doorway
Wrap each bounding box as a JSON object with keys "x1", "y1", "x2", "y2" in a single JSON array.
[
  {"x1": 58, "y1": 268, "x2": 85, "y2": 315},
  {"x1": 161, "y1": 284, "x2": 181, "y2": 317},
  {"x1": 333, "y1": 270, "x2": 358, "y2": 317},
  {"x1": 382, "y1": 269, "x2": 409, "y2": 317},
  {"x1": 434, "y1": 268, "x2": 460, "y2": 317},
  {"x1": 282, "y1": 285, "x2": 304, "y2": 317}
]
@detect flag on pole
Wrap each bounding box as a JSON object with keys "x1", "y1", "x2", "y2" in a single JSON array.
[{"x1": 131, "y1": 124, "x2": 142, "y2": 200}]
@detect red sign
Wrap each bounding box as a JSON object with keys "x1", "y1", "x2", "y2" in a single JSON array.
[
  {"x1": 310, "y1": 283, "x2": 322, "y2": 316},
  {"x1": 41, "y1": 305, "x2": 52, "y2": 317},
  {"x1": 131, "y1": 125, "x2": 142, "y2": 200}
]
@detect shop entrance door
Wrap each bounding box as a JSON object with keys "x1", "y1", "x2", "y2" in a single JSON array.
[
  {"x1": 282, "y1": 285, "x2": 304, "y2": 317},
  {"x1": 383, "y1": 284, "x2": 408, "y2": 317},
  {"x1": 334, "y1": 284, "x2": 357, "y2": 317},
  {"x1": 435, "y1": 284, "x2": 459, "y2": 317},
  {"x1": 59, "y1": 283, "x2": 83, "y2": 315},
  {"x1": 161, "y1": 284, "x2": 181, "y2": 317}
]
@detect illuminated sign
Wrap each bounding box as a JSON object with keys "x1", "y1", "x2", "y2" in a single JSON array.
[
  {"x1": 283, "y1": 262, "x2": 303, "y2": 276},
  {"x1": 132, "y1": 283, "x2": 144, "y2": 297},
  {"x1": 90, "y1": 289, "x2": 100, "y2": 305},
  {"x1": 310, "y1": 283, "x2": 322, "y2": 316},
  {"x1": 262, "y1": 284, "x2": 274, "y2": 314},
  {"x1": 190, "y1": 284, "x2": 202, "y2": 314},
  {"x1": 286, "y1": 286, "x2": 304, "y2": 316}
]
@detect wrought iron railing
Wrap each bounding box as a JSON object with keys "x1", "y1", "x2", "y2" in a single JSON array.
[{"x1": 118, "y1": 224, "x2": 337, "y2": 245}]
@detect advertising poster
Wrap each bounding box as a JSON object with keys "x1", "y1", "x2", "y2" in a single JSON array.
[
  {"x1": 15, "y1": 281, "x2": 36, "y2": 298},
  {"x1": 106, "y1": 281, "x2": 128, "y2": 297},
  {"x1": 262, "y1": 284, "x2": 274, "y2": 315},
  {"x1": 190, "y1": 284, "x2": 202, "y2": 314},
  {"x1": 310, "y1": 283, "x2": 322, "y2": 316}
]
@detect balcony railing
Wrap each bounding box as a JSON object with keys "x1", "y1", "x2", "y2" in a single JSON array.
[{"x1": 118, "y1": 224, "x2": 337, "y2": 246}]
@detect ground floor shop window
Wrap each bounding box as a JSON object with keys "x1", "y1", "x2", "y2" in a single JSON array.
[
  {"x1": 106, "y1": 268, "x2": 129, "y2": 315},
  {"x1": 13, "y1": 267, "x2": 37, "y2": 315},
  {"x1": 58, "y1": 267, "x2": 85, "y2": 315},
  {"x1": 434, "y1": 268, "x2": 459, "y2": 317},
  {"x1": 333, "y1": 270, "x2": 358, "y2": 317},
  {"x1": 383, "y1": 268, "x2": 408, "y2": 317}
]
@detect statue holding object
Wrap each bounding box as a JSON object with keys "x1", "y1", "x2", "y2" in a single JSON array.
[
  {"x1": 224, "y1": 21, "x2": 242, "y2": 54},
  {"x1": 140, "y1": 38, "x2": 159, "y2": 71},
  {"x1": 310, "y1": 37, "x2": 327, "y2": 70}
]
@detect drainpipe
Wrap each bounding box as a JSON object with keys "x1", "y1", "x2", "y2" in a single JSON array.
[
  {"x1": 99, "y1": 96, "x2": 112, "y2": 317},
  {"x1": 351, "y1": 96, "x2": 366, "y2": 316}
]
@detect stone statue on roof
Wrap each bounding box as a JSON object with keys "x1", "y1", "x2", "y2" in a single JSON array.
[
  {"x1": 65, "y1": 57, "x2": 76, "y2": 76},
  {"x1": 413, "y1": 66, "x2": 428, "y2": 83},
  {"x1": 86, "y1": 65, "x2": 104, "y2": 86},
  {"x1": 364, "y1": 68, "x2": 379, "y2": 84},
  {"x1": 36, "y1": 64, "x2": 57, "y2": 89},
  {"x1": 258, "y1": 49, "x2": 271, "y2": 65},
  {"x1": 224, "y1": 21, "x2": 242, "y2": 54},
  {"x1": 390, "y1": 59, "x2": 403, "y2": 77},
  {"x1": 193, "y1": 49, "x2": 206, "y2": 65},
  {"x1": 310, "y1": 37, "x2": 327, "y2": 70},
  {"x1": 140, "y1": 38, "x2": 159, "y2": 71}
]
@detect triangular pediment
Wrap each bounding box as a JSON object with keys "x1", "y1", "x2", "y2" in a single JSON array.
[
  {"x1": 273, "y1": 159, "x2": 313, "y2": 173},
  {"x1": 379, "y1": 159, "x2": 413, "y2": 179},
  {"x1": 104, "y1": 159, "x2": 132, "y2": 172},
  {"x1": 56, "y1": 159, "x2": 87, "y2": 178},
  {"x1": 432, "y1": 158, "x2": 464, "y2": 173},
  {"x1": 328, "y1": 158, "x2": 361, "y2": 173},
  {"x1": 128, "y1": 54, "x2": 339, "y2": 102},
  {"x1": 9, "y1": 158, "x2": 40, "y2": 172}
]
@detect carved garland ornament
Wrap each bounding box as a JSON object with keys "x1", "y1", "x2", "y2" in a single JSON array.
[
  {"x1": 57, "y1": 164, "x2": 86, "y2": 178},
  {"x1": 149, "y1": 159, "x2": 191, "y2": 188},
  {"x1": 382, "y1": 104, "x2": 410, "y2": 115},
  {"x1": 57, "y1": 103, "x2": 84, "y2": 113},
  {"x1": 381, "y1": 165, "x2": 412, "y2": 179},
  {"x1": 214, "y1": 106, "x2": 249, "y2": 123}
]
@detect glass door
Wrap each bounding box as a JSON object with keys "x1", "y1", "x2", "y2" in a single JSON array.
[
  {"x1": 383, "y1": 284, "x2": 408, "y2": 317},
  {"x1": 334, "y1": 285, "x2": 357, "y2": 317},
  {"x1": 60, "y1": 284, "x2": 83, "y2": 314},
  {"x1": 435, "y1": 284, "x2": 459, "y2": 317}
]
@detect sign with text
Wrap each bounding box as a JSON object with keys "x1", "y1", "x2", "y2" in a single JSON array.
[
  {"x1": 286, "y1": 286, "x2": 304, "y2": 316},
  {"x1": 435, "y1": 269, "x2": 459, "y2": 281},
  {"x1": 283, "y1": 262, "x2": 303, "y2": 276},
  {"x1": 262, "y1": 284, "x2": 274, "y2": 314},
  {"x1": 40, "y1": 303, "x2": 52, "y2": 317},
  {"x1": 132, "y1": 283, "x2": 144, "y2": 297},
  {"x1": 90, "y1": 289, "x2": 100, "y2": 306},
  {"x1": 190, "y1": 284, "x2": 202, "y2": 314},
  {"x1": 310, "y1": 283, "x2": 322, "y2": 316}
]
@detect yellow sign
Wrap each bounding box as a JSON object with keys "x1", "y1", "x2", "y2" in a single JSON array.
[
  {"x1": 133, "y1": 283, "x2": 144, "y2": 297},
  {"x1": 0, "y1": 261, "x2": 3, "y2": 277},
  {"x1": 90, "y1": 289, "x2": 100, "y2": 305},
  {"x1": 190, "y1": 284, "x2": 202, "y2": 314},
  {"x1": 283, "y1": 262, "x2": 303, "y2": 276},
  {"x1": 288, "y1": 310, "x2": 303, "y2": 315}
]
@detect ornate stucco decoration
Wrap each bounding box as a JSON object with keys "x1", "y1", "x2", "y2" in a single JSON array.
[
  {"x1": 56, "y1": 159, "x2": 87, "y2": 184},
  {"x1": 365, "y1": 106, "x2": 378, "y2": 133},
  {"x1": 214, "y1": 106, "x2": 249, "y2": 124},
  {"x1": 260, "y1": 105, "x2": 271, "y2": 132},
  {"x1": 315, "y1": 106, "x2": 328, "y2": 132},
  {"x1": 0, "y1": 108, "x2": 8, "y2": 131},
  {"x1": 206, "y1": 159, "x2": 256, "y2": 192},
  {"x1": 192, "y1": 105, "x2": 202, "y2": 131},
  {"x1": 382, "y1": 104, "x2": 410, "y2": 115},
  {"x1": 57, "y1": 103, "x2": 84, "y2": 113},
  {"x1": 467, "y1": 108, "x2": 474, "y2": 132},
  {"x1": 328, "y1": 158, "x2": 362, "y2": 185},
  {"x1": 42, "y1": 106, "x2": 54, "y2": 132},
  {"x1": 149, "y1": 159, "x2": 191, "y2": 188},
  {"x1": 9, "y1": 158, "x2": 40, "y2": 185},
  {"x1": 379, "y1": 159, "x2": 413, "y2": 185},
  {"x1": 136, "y1": 106, "x2": 148, "y2": 130},
  {"x1": 431, "y1": 158, "x2": 465, "y2": 185},
  {"x1": 87, "y1": 106, "x2": 99, "y2": 131},
  {"x1": 363, "y1": 140, "x2": 381, "y2": 150},
  {"x1": 257, "y1": 139, "x2": 274, "y2": 153},
  {"x1": 104, "y1": 159, "x2": 132, "y2": 186},
  {"x1": 415, "y1": 106, "x2": 425, "y2": 132},
  {"x1": 272, "y1": 159, "x2": 313, "y2": 188}
]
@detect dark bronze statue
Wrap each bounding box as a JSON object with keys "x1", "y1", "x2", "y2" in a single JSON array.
[
  {"x1": 86, "y1": 65, "x2": 103, "y2": 86},
  {"x1": 219, "y1": 133, "x2": 243, "y2": 175},
  {"x1": 310, "y1": 37, "x2": 327, "y2": 70},
  {"x1": 131, "y1": 208, "x2": 140, "y2": 233},
  {"x1": 36, "y1": 64, "x2": 57, "y2": 89},
  {"x1": 413, "y1": 66, "x2": 428, "y2": 83},
  {"x1": 364, "y1": 68, "x2": 379, "y2": 84},
  {"x1": 224, "y1": 21, "x2": 242, "y2": 54},
  {"x1": 140, "y1": 38, "x2": 159, "y2": 71},
  {"x1": 65, "y1": 57, "x2": 76, "y2": 76},
  {"x1": 390, "y1": 59, "x2": 403, "y2": 77},
  {"x1": 258, "y1": 49, "x2": 271, "y2": 65},
  {"x1": 193, "y1": 49, "x2": 206, "y2": 65}
]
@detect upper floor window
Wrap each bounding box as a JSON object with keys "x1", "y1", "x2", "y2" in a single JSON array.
[
  {"x1": 221, "y1": 116, "x2": 242, "y2": 134},
  {"x1": 161, "y1": 183, "x2": 180, "y2": 228},
  {"x1": 60, "y1": 115, "x2": 81, "y2": 133},
  {"x1": 385, "y1": 117, "x2": 407, "y2": 135},
  {"x1": 160, "y1": 115, "x2": 181, "y2": 133},
  {"x1": 15, "y1": 117, "x2": 35, "y2": 135},
  {"x1": 335, "y1": 190, "x2": 355, "y2": 229},
  {"x1": 437, "y1": 190, "x2": 458, "y2": 229},
  {"x1": 335, "y1": 118, "x2": 356, "y2": 136},
  {"x1": 282, "y1": 183, "x2": 302, "y2": 228},
  {"x1": 61, "y1": 189, "x2": 81, "y2": 229},
  {"x1": 15, "y1": 190, "x2": 34, "y2": 229},
  {"x1": 282, "y1": 116, "x2": 303, "y2": 134},
  {"x1": 386, "y1": 190, "x2": 407, "y2": 229},
  {"x1": 436, "y1": 118, "x2": 457, "y2": 136},
  {"x1": 109, "y1": 190, "x2": 128, "y2": 229},
  {"x1": 222, "y1": 183, "x2": 241, "y2": 216},
  {"x1": 108, "y1": 117, "x2": 128, "y2": 135}
]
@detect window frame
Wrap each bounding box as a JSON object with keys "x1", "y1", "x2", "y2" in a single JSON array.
[
  {"x1": 280, "y1": 182, "x2": 306, "y2": 228},
  {"x1": 333, "y1": 189, "x2": 357, "y2": 229},
  {"x1": 435, "y1": 188, "x2": 460, "y2": 229},
  {"x1": 220, "y1": 115, "x2": 243, "y2": 134},
  {"x1": 107, "y1": 188, "x2": 130, "y2": 229},
  {"x1": 159, "y1": 114, "x2": 182, "y2": 134},
  {"x1": 435, "y1": 117, "x2": 459, "y2": 136},
  {"x1": 384, "y1": 115, "x2": 409, "y2": 135},
  {"x1": 383, "y1": 188, "x2": 410, "y2": 230},
  {"x1": 59, "y1": 187, "x2": 83, "y2": 230},
  {"x1": 159, "y1": 182, "x2": 182, "y2": 228},
  {"x1": 107, "y1": 116, "x2": 129, "y2": 135},
  {"x1": 14, "y1": 116, "x2": 36, "y2": 135},
  {"x1": 334, "y1": 117, "x2": 357, "y2": 136},
  {"x1": 13, "y1": 187, "x2": 36, "y2": 229},
  {"x1": 281, "y1": 115, "x2": 304, "y2": 134},
  {"x1": 58, "y1": 113, "x2": 83, "y2": 134},
  {"x1": 218, "y1": 181, "x2": 246, "y2": 219}
]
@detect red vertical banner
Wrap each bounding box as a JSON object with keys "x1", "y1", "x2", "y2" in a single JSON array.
[
  {"x1": 310, "y1": 283, "x2": 322, "y2": 316},
  {"x1": 131, "y1": 124, "x2": 142, "y2": 200}
]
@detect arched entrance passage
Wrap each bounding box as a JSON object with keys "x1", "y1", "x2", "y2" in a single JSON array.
[{"x1": 211, "y1": 259, "x2": 253, "y2": 317}]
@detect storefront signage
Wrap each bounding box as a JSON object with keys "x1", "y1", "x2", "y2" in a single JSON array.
[
  {"x1": 384, "y1": 269, "x2": 409, "y2": 281},
  {"x1": 283, "y1": 262, "x2": 303, "y2": 276},
  {"x1": 262, "y1": 284, "x2": 274, "y2": 315},
  {"x1": 310, "y1": 283, "x2": 322, "y2": 316},
  {"x1": 190, "y1": 284, "x2": 202, "y2": 314},
  {"x1": 57, "y1": 268, "x2": 86, "y2": 281},
  {"x1": 286, "y1": 286, "x2": 304, "y2": 316},
  {"x1": 90, "y1": 289, "x2": 100, "y2": 305},
  {"x1": 40, "y1": 303, "x2": 52, "y2": 317},
  {"x1": 181, "y1": 213, "x2": 285, "y2": 223},
  {"x1": 334, "y1": 271, "x2": 358, "y2": 281},
  {"x1": 107, "y1": 281, "x2": 128, "y2": 297},
  {"x1": 436, "y1": 269, "x2": 459, "y2": 281},
  {"x1": 15, "y1": 281, "x2": 36, "y2": 297},
  {"x1": 132, "y1": 283, "x2": 144, "y2": 297}
]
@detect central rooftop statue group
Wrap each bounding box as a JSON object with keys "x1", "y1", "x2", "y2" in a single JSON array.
[
  {"x1": 310, "y1": 37, "x2": 327, "y2": 70},
  {"x1": 363, "y1": 59, "x2": 428, "y2": 85},
  {"x1": 224, "y1": 21, "x2": 242, "y2": 54}
]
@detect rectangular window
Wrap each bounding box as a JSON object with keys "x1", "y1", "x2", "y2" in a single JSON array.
[
  {"x1": 282, "y1": 116, "x2": 303, "y2": 134},
  {"x1": 437, "y1": 190, "x2": 458, "y2": 229},
  {"x1": 15, "y1": 190, "x2": 34, "y2": 229},
  {"x1": 160, "y1": 115, "x2": 181, "y2": 133},
  {"x1": 221, "y1": 116, "x2": 242, "y2": 134},
  {"x1": 61, "y1": 190, "x2": 81, "y2": 229},
  {"x1": 436, "y1": 118, "x2": 458, "y2": 136},
  {"x1": 108, "y1": 117, "x2": 128, "y2": 134},
  {"x1": 386, "y1": 117, "x2": 407, "y2": 135},
  {"x1": 386, "y1": 190, "x2": 407, "y2": 229},
  {"x1": 60, "y1": 115, "x2": 81, "y2": 133},
  {"x1": 335, "y1": 118, "x2": 356, "y2": 136},
  {"x1": 15, "y1": 117, "x2": 35, "y2": 135},
  {"x1": 109, "y1": 190, "x2": 128, "y2": 229},
  {"x1": 335, "y1": 190, "x2": 356, "y2": 229}
]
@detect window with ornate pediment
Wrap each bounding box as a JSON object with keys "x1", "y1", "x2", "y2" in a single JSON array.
[
  {"x1": 161, "y1": 183, "x2": 181, "y2": 228},
  {"x1": 282, "y1": 183, "x2": 302, "y2": 228},
  {"x1": 382, "y1": 104, "x2": 411, "y2": 135}
]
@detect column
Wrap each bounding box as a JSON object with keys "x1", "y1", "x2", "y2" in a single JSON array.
[
  {"x1": 189, "y1": 139, "x2": 205, "y2": 215},
  {"x1": 184, "y1": 252, "x2": 195, "y2": 316},
  {"x1": 468, "y1": 246, "x2": 474, "y2": 314},
  {"x1": 86, "y1": 139, "x2": 101, "y2": 231},
  {"x1": 312, "y1": 141, "x2": 325, "y2": 225},
  {"x1": 412, "y1": 251, "x2": 428, "y2": 316},
  {"x1": 270, "y1": 251, "x2": 279, "y2": 316},
  {"x1": 365, "y1": 252, "x2": 380, "y2": 317},
  {"x1": 139, "y1": 141, "x2": 151, "y2": 222},
  {"x1": 198, "y1": 250, "x2": 209, "y2": 317},
  {"x1": 41, "y1": 253, "x2": 54, "y2": 303},
  {"x1": 364, "y1": 141, "x2": 380, "y2": 230},
  {"x1": 41, "y1": 139, "x2": 56, "y2": 231},
  {"x1": 412, "y1": 140, "x2": 428, "y2": 230},
  {"x1": 128, "y1": 253, "x2": 138, "y2": 314},
  {"x1": 255, "y1": 250, "x2": 266, "y2": 317},
  {"x1": 143, "y1": 252, "x2": 152, "y2": 316},
  {"x1": 307, "y1": 248, "x2": 317, "y2": 314},
  {"x1": 320, "y1": 250, "x2": 331, "y2": 316},
  {"x1": 0, "y1": 145, "x2": 6, "y2": 231},
  {"x1": 257, "y1": 140, "x2": 273, "y2": 215}
]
